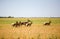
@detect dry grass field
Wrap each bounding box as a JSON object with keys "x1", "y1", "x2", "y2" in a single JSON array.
[{"x1": 0, "y1": 17, "x2": 60, "y2": 39}]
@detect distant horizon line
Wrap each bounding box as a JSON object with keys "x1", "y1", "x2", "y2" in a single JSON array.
[{"x1": 0, "y1": 16, "x2": 60, "y2": 18}]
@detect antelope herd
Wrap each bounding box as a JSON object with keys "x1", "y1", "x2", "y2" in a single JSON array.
[
  {"x1": 11, "y1": 19, "x2": 51, "y2": 27},
  {"x1": 11, "y1": 19, "x2": 32, "y2": 27}
]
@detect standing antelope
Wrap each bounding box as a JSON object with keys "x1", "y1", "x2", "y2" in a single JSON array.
[
  {"x1": 12, "y1": 21, "x2": 21, "y2": 27},
  {"x1": 44, "y1": 21, "x2": 51, "y2": 25}
]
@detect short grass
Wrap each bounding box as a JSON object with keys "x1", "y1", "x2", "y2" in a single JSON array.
[{"x1": 0, "y1": 18, "x2": 60, "y2": 24}]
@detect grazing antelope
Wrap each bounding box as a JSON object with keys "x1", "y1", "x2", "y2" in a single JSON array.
[
  {"x1": 26, "y1": 21, "x2": 32, "y2": 26},
  {"x1": 44, "y1": 21, "x2": 51, "y2": 25},
  {"x1": 20, "y1": 19, "x2": 32, "y2": 26},
  {"x1": 20, "y1": 21, "x2": 28, "y2": 26},
  {"x1": 12, "y1": 21, "x2": 20, "y2": 27},
  {"x1": 11, "y1": 19, "x2": 32, "y2": 27}
]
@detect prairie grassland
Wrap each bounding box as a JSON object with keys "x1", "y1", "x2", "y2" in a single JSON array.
[{"x1": 0, "y1": 18, "x2": 60, "y2": 39}]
